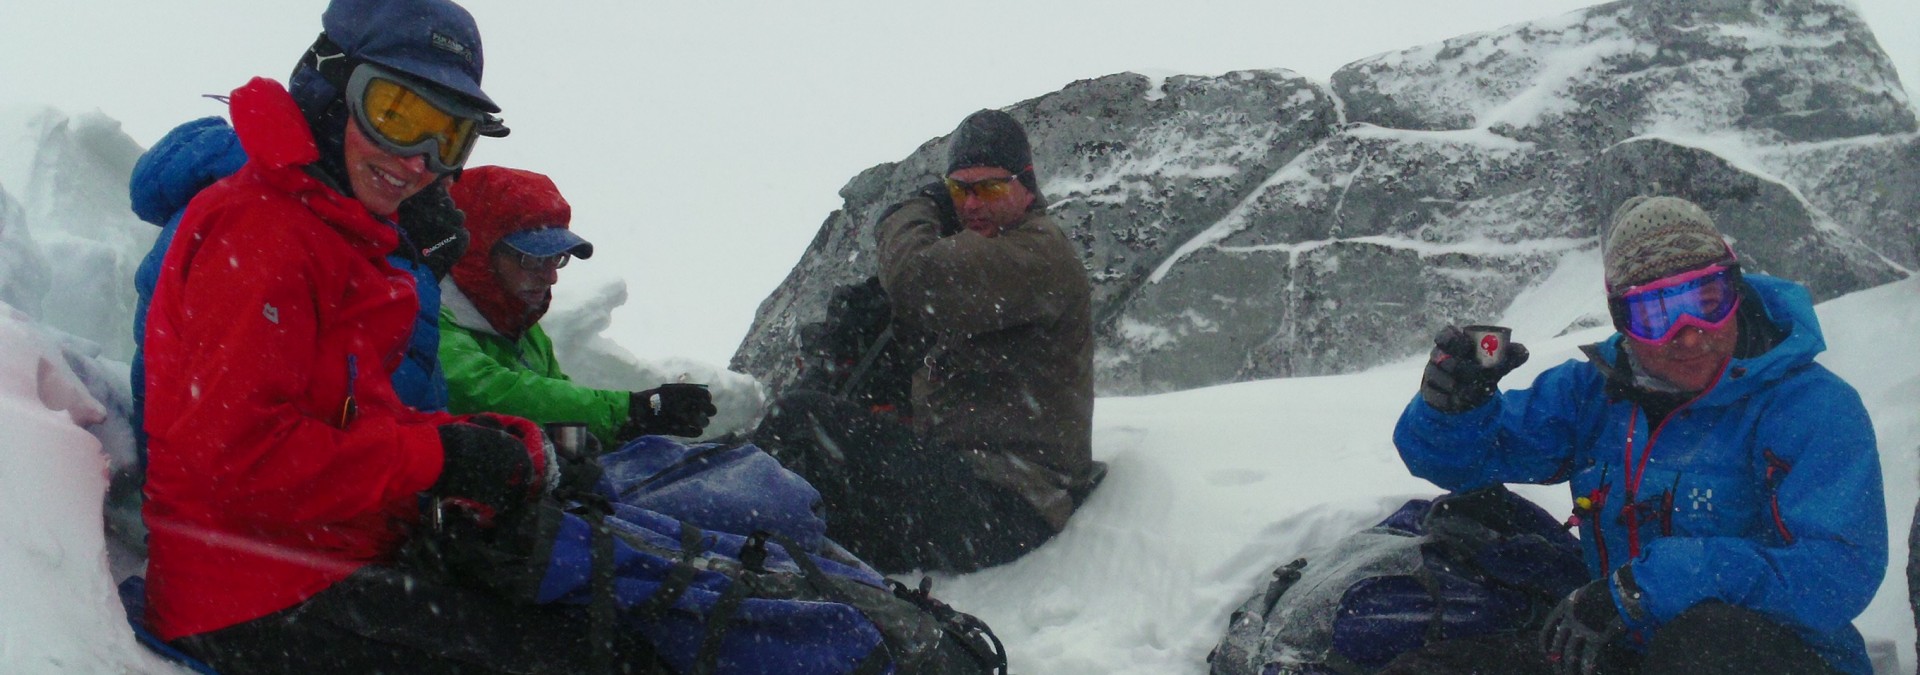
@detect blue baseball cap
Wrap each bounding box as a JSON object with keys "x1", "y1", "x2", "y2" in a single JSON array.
[
  {"x1": 322, "y1": 0, "x2": 498, "y2": 112},
  {"x1": 500, "y1": 228, "x2": 594, "y2": 259}
]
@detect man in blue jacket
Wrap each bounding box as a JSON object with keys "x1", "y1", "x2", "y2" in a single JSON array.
[{"x1": 1387, "y1": 196, "x2": 1884, "y2": 675}]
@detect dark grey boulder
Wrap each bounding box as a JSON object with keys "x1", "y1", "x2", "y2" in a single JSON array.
[
  {"x1": 731, "y1": 70, "x2": 1339, "y2": 394},
  {"x1": 734, "y1": 0, "x2": 1916, "y2": 397}
]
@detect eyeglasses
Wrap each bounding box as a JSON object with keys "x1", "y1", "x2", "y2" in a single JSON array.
[
  {"x1": 945, "y1": 175, "x2": 1019, "y2": 202},
  {"x1": 345, "y1": 64, "x2": 483, "y2": 173},
  {"x1": 1607, "y1": 265, "x2": 1741, "y2": 344},
  {"x1": 506, "y1": 250, "x2": 571, "y2": 272}
]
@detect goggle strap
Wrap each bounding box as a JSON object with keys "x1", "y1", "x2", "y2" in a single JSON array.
[
  {"x1": 299, "y1": 33, "x2": 361, "y2": 91},
  {"x1": 478, "y1": 115, "x2": 511, "y2": 139}
]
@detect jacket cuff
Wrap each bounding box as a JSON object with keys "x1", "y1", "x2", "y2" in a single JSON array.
[{"x1": 1610, "y1": 563, "x2": 1655, "y2": 632}]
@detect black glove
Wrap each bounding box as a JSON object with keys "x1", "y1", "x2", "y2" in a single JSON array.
[
  {"x1": 915, "y1": 181, "x2": 960, "y2": 237},
  {"x1": 830, "y1": 277, "x2": 893, "y2": 350},
  {"x1": 554, "y1": 452, "x2": 605, "y2": 498},
  {"x1": 1540, "y1": 578, "x2": 1627, "y2": 675},
  {"x1": 433, "y1": 422, "x2": 536, "y2": 522},
  {"x1": 396, "y1": 179, "x2": 470, "y2": 281},
  {"x1": 623, "y1": 383, "x2": 718, "y2": 438},
  {"x1": 549, "y1": 430, "x2": 605, "y2": 498},
  {"x1": 1420, "y1": 325, "x2": 1529, "y2": 413}
]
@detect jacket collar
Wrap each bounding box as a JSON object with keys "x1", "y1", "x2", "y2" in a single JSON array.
[
  {"x1": 439, "y1": 281, "x2": 503, "y2": 338},
  {"x1": 227, "y1": 77, "x2": 398, "y2": 257}
]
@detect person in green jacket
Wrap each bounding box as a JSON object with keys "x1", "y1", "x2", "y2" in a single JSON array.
[{"x1": 440, "y1": 165, "x2": 715, "y2": 447}]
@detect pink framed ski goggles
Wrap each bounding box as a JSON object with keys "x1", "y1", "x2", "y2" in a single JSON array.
[{"x1": 1607, "y1": 264, "x2": 1742, "y2": 345}]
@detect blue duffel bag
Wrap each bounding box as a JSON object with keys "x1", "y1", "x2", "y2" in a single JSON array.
[{"x1": 599, "y1": 436, "x2": 829, "y2": 553}]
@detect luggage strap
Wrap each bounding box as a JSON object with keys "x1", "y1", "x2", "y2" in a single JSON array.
[
  {"x1": 691, "y1": 532, "x2": 893, "y2": 675},
  {"x1": 582, "y1": 495, "x2": 618, "y2": 675},
  {"x1": 629, "y1": 521, "x2": 708, "y2": 622},
  {"x1": 886, "y1": 575, "x2": 1009, "y2": 675},
  {"x1": 838, "y1": 326, "x2": 896, "y2": 399}
]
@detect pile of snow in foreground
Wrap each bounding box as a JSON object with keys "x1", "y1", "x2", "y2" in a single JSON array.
[
  {"x1": 0, "y1": 305, "x2": 178, "y2": 673},
  {"x1": 1, "y1": 276, "x2": 1915, "y2": 674}
]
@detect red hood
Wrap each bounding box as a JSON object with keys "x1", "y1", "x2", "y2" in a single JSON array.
[
  {"x1": 447, "y1": 166, "x2": 573, "y2": 339},
  {"x1": 228, "y1": 77, "x2": 397, "y2": 257}
]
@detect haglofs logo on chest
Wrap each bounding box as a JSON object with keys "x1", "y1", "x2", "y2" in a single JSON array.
[
  {"x1": 1688, "y1": 487, "x2": 1714, "y2": 511},
  {"x1": 263, "y1": 303, "x2": 280, "y2": 324}
]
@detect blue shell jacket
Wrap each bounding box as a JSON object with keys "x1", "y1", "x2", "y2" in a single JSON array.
[
  {"x1": 1394, "y1": 275, "x2": 1885, "y2": 675},
  {"x1": 130, "y1": 117, "x2": 448, "y2": 461}
]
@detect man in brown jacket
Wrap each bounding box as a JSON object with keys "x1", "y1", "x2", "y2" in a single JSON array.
[{"x1": 756, "y1": 109, "x2": 1102, "y2": 573}]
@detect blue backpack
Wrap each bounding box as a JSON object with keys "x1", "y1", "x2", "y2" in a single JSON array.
[
  {"x1": 406, "y1": 493, "x2": 1005, "y2": 675},
  {"x1": 1208, "y1": 486, "x2": 1588, "y2": 675}
]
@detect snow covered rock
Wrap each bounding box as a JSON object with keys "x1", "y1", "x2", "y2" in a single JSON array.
[
  {"x1": 0, "y1": 107, "x2": 156, "y2": 362},
  {"x1": 1755, "y1": 134, "x2": 1920, "y2": 271},
  {"x1": 733, "y1": 0, "x2": 1918, "y2": 395},
  {"x1": 0, "y1": 184, "x2": 50, "y2": 318},
  {"x1": 1332, "y1": 0, "x2": 1915, "y2": 146}
]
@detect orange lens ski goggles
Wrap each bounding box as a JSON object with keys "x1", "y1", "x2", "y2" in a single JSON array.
[{"x1": 346, "y1": 65, "x2": 482, "y2": 173}]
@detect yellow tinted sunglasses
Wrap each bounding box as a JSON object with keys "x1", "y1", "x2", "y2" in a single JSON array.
[{"x1": 944, "y1": 175, "x2": 1019, "y2": 202}]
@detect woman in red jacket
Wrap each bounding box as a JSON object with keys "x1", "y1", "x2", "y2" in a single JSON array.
[{"x1": 141, "y1": 1, "x2": 649, "y2": 671}]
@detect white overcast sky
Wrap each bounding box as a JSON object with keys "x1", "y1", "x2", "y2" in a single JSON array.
[{"x1": 2, "y1": 1, "x2": 1914, "y2": 367}]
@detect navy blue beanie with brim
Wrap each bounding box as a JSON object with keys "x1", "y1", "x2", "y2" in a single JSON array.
[{"x1": 321, "y1": 0, "x2": 495, "y2": 112}]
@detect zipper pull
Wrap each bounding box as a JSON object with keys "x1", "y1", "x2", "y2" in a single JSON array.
[{"x1": 338, "y1": 355, "x2": 360, "y2": 427}]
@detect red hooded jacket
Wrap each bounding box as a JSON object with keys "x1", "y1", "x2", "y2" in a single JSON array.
[
  {"x1": 141, "y1": 78, "x2": 458, "y2": 640},
  {"x1": 446, "y1": 166, "x2": 573, "y2": 339}
]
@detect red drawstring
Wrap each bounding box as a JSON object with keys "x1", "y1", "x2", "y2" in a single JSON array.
[
  {"x1": 1621, "y1": 409, "x2": 1644, "y2": 557},
  {"x1": 1618, "y1": 366, "x2": 1722, "y2": 558}
]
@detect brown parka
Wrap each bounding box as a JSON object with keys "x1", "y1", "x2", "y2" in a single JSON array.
[{"x1": 875, "y1": 196, "x2": 1097, "y2": 530}]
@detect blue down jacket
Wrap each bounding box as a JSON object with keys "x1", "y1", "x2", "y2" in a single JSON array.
[
  {"x1": 1393, "y1": 275, "x2": 1885, "y2": 675},
  {"x1": 129, "y1": 117, "x2": 448, "y2": 450},
  {"x1": 129, "y1": 117, "x2": 249, "y2": 457}
]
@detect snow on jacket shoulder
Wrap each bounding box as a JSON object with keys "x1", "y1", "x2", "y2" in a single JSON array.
[
  {"x1": 438, "y1": 282, "x2": 628, "y2": 444},
  {"x1": 141, "y1": 78, "x2": 454, "y2": 641},
  {"x1": 1392, "y1": 275, "x2": 1885, "y2": 675}
]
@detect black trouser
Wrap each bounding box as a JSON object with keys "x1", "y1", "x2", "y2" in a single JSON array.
[
  {"x1": 173, "y1": 565, "x2": 662, "y2": 675},
  {"x1": 1909, "y1": 497, "x2": 1920, "y2": 674},
  {"x1": 1378, "y1": 602, "x2": 1839, "y2": 675},
  {"x1": 752, "y1": 390, "x2": 1055, "y2": 574}
]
